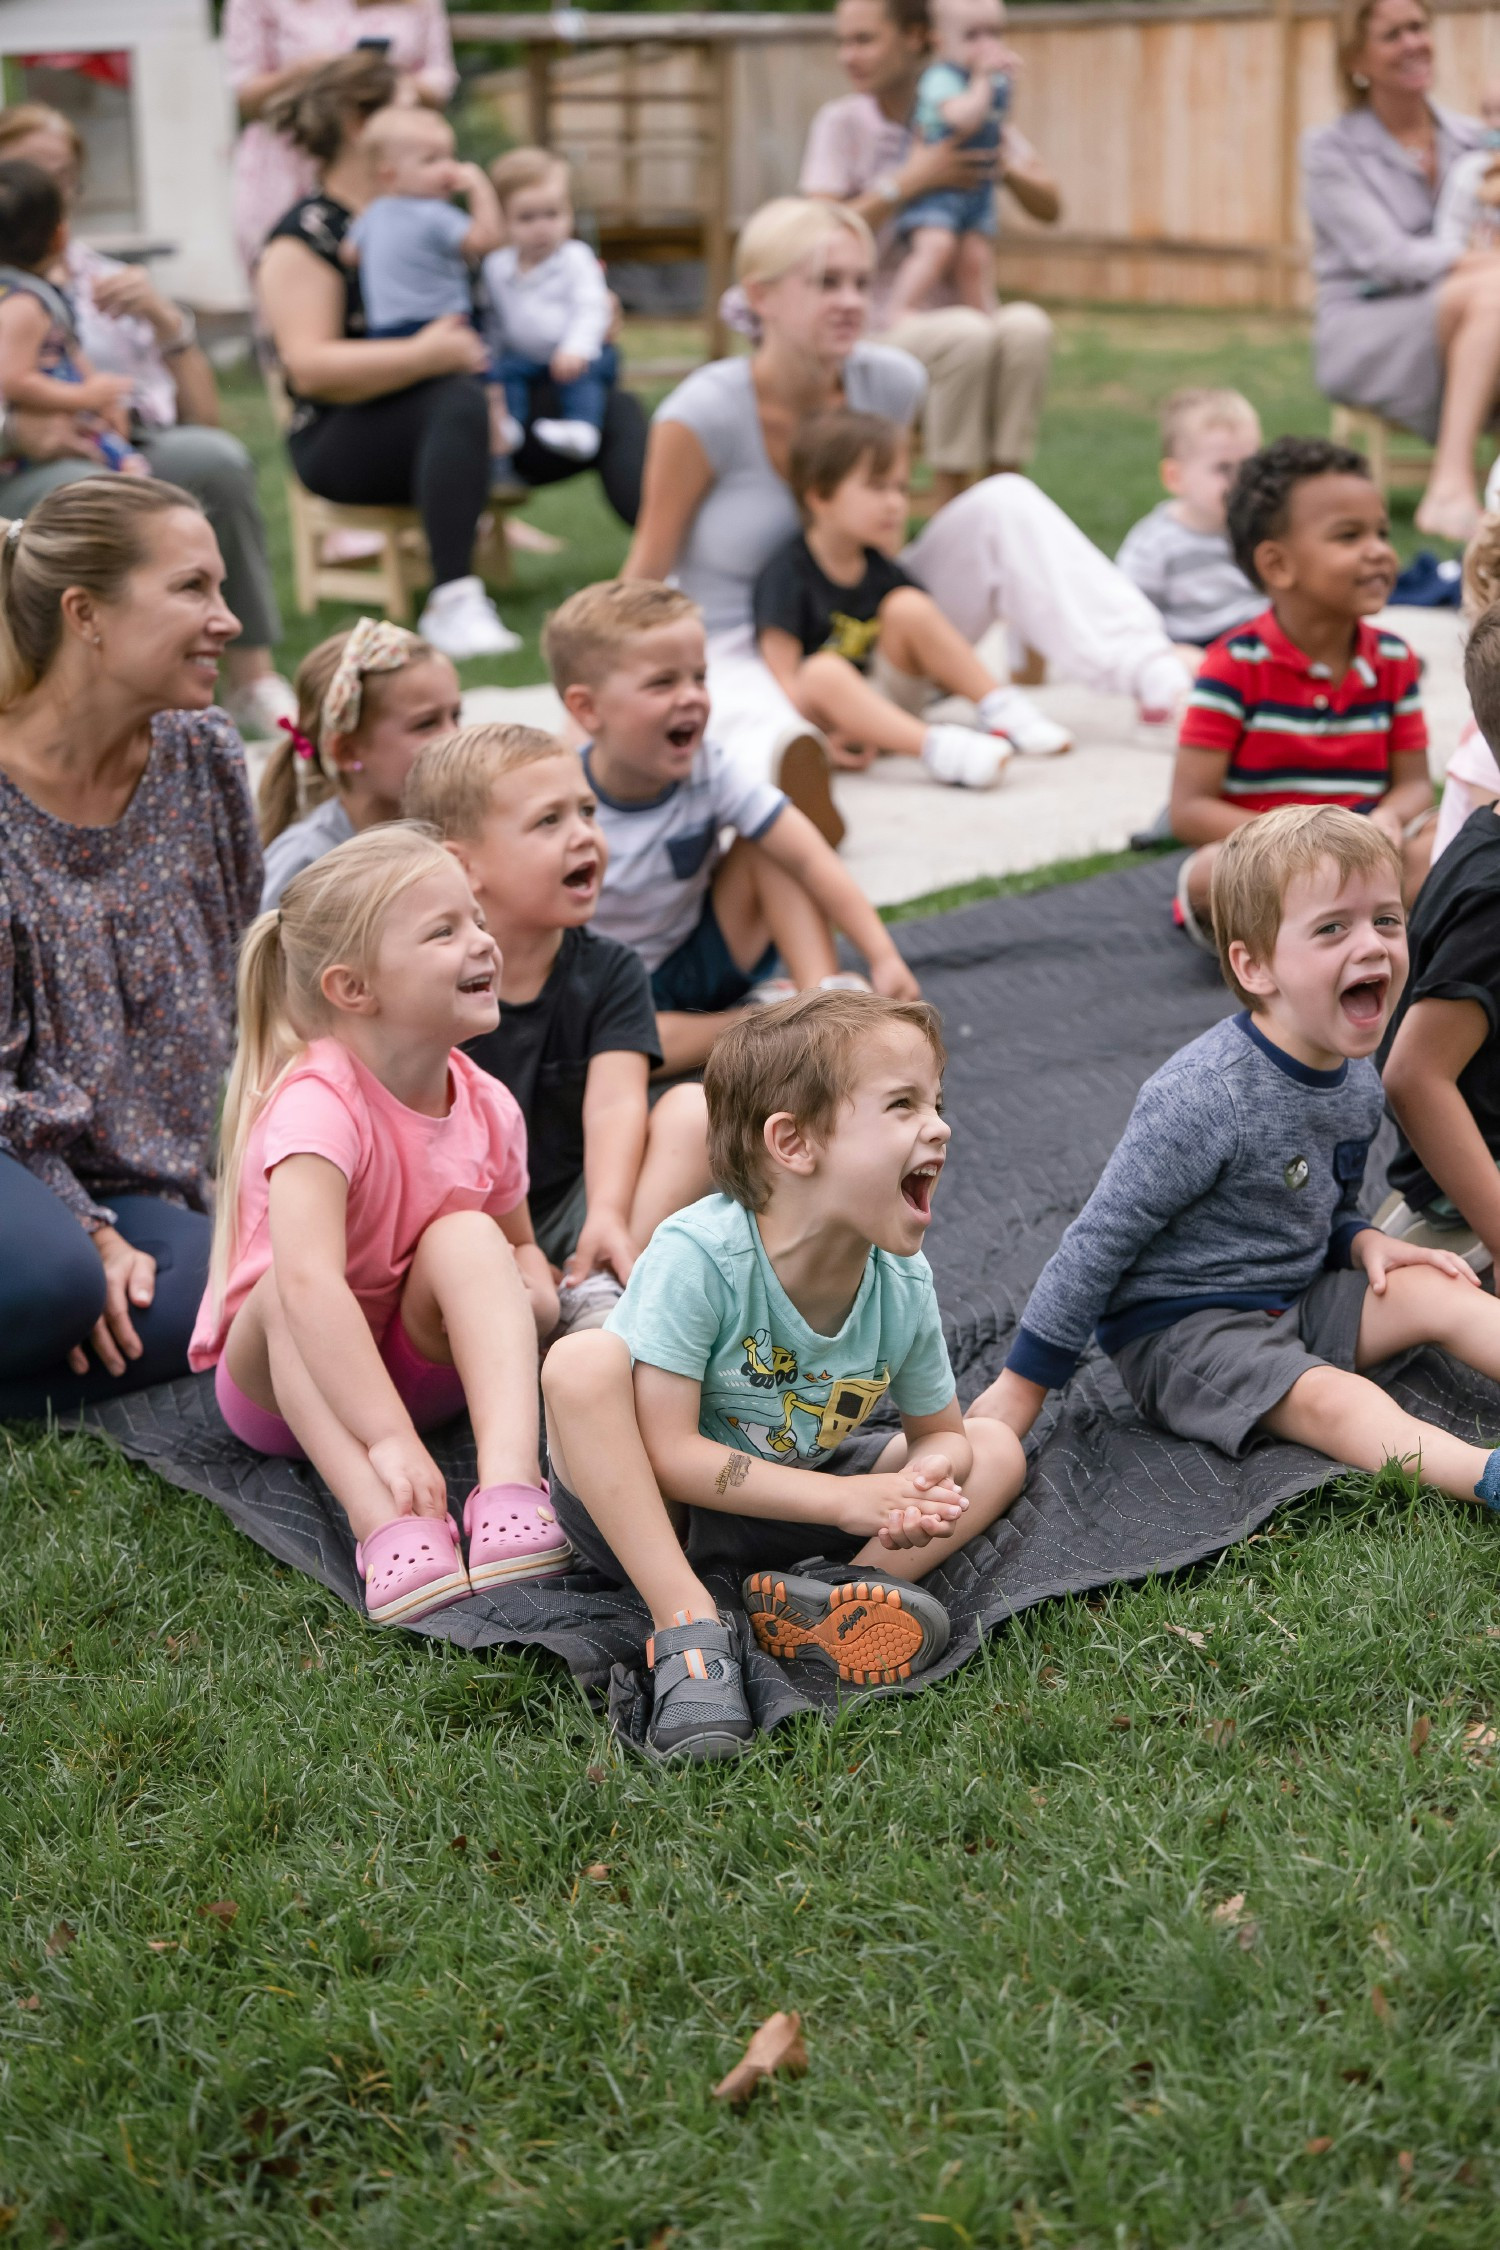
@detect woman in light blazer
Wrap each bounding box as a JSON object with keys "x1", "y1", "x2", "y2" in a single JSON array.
[{"x1": 1302, "y1": 0, "x2": 1496, "y2": 540}]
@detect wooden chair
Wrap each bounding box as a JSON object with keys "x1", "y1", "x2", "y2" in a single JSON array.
[
  {"x1": 264, "y1": 370, "x2": 519, "y2": 623},
  {"x1": 1329, "y1": 404, "x2": 1434, "y2": 497}
]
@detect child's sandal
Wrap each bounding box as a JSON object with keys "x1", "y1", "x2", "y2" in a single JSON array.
[
  {"x1": 742, "y1": 1562, "x2": 950, "y2": 1686},
  {"x1": 463, "y1": 1480, "x2": 573, "y2": 1590},
  {"x1": 357, "y1": 1514, "x2": 472, "y2": 1627}
]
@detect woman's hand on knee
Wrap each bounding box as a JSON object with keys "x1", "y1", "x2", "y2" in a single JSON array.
[
  {"x1": 367, "y1": 1430, "x2": 449, "y2": 1519},
  {"x1": 70, "y1": 1225, "x2": 156, "y2": 1377}
]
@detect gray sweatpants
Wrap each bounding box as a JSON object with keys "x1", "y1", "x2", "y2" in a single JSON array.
[{"x1": 0, "y1": 423, "x2": 281, "y2": 650}]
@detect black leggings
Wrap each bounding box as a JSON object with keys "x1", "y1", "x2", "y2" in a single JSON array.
[
  {"x1": 0, "y1": 1152, "x2": 211, "y2": 1419},
  {"x1": 511, "y1": 379, "x2": 647, "y2": 527},
  {"x1": 289, "y1": 374, "x2": 491, "y2": 586}
]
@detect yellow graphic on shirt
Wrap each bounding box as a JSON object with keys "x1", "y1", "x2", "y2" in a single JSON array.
[
  {"x1": 740, "y1": 1330, "x2": 798, "y2": 1389},
  {"x1": 822, "y1": 610, "x2": 883, "y2": 666},
  {"x1": 728, "y1": 1368, "x2": 890, "y2": 1461}
]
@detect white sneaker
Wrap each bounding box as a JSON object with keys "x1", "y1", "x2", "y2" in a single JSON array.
[
  {"x1": 1136, "y1": 651, "x2": 1193, "y2": 726},
  {"x1": 745, "y1": 976, "x2": 799, "y2": 1007},
  {"x1": 819, "y1": 971, "x2": 872, "y2": 992},
  {"x1": 555, "y1": 1269, "x2": 625, "y2": 1334},
  {"x1": 533, "y1": 418, "x2": 601, "y2": 462},
  {"x1": 976, "y1": 686, "x2": 1072, "y2": 757},
  {"x1": 225, "y1": 671, "x2": 298, "y2": 741},
  {"x1": 921, "y1": 724, "x2": 1009, "y2": 789},
  {"x1": 417, "y1": 575, "x2": 522, "y2": 660}
]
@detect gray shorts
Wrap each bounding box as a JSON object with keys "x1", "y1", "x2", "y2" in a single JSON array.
[
  {"x1": 1109, "y1": 1268, "x2": 1369, "y2": 1459},
  {"x1": 548, "y1": 1421, "x2": 899, "y2": 1585}
]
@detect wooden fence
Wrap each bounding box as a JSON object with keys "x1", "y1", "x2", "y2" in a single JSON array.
[{"x1": 453, "y1": 2, "x2": 1500, "y2": 311}]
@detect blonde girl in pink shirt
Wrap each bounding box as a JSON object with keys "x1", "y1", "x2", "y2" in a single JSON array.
[{"x1": 190, "y1": 822, "x2": 572, "y2": 1625}]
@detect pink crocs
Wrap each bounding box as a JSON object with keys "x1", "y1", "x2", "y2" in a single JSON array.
[
  {"x1": 356, "y1": 1514, "x2": 472, "y2": 1627},
  {"x1": 464, "y1": 1480, "x2": 573, "y2": 1591}
]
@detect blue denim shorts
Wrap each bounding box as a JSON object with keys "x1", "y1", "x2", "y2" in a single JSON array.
[
  {"x1": 649, "y1": 895, "x2": 776, "y2": 1015},
  {"x1": 896, "y1": 183, "x2": 998, "y2": 239}
]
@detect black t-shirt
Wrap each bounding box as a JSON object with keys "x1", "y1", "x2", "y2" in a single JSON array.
[
  {"x1": 463, "y1": 926, "x2": 662, "y2": 1224},
  {"x1": 1381, "y1": 803, "x2": 1500, "y2": 1208},
  {"x1": 265, "y1": 196, "x2": 364, "y2": 430},
  {"x1": 752, "y1": 532, "x2": 913, "y2": 673}
]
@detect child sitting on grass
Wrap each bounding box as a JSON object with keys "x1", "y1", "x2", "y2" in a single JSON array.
[
  {"x1": 973, "y1": 806, "x2": 1500, "y2": 1511},
  {"x1": 753, "y1": 407, "x2": 1070, "y2": 788},
  {"x1": 541, "y1": 989, "x2": 1027, "y2": 1763},
  {"x1": 0, "y1": 160, "x2": 144, "y2": 475},
  {"x1": 404, "y1": 721, "x2": 712, "y2": 1334},
  {"x1": 1169, "y1": 436, "x2": 1432, "y2": 948},
  {"x1": 542, "y1": 579, "x2": 921, "y2": 1075},
  {"x1": 1379, "y1": 602, "x2": 1500, "y2": 1277},
  {"x1": 1115, "y1": 388, "x2": 1263, "y2": 655},
  {"x1": 257, "y1": 617, "x2": 462, "y2": 911},
  {"x1": 190, "y1": 826, "x2": 572, "y2": 1627}
]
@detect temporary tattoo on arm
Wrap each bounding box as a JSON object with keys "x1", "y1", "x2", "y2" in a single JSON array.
[{"x1": 715, "y1": 1451, "x2": 750, "y2": 1495}]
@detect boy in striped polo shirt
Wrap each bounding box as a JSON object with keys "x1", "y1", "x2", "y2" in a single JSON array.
[{"x1": 1168, "y1": 435, "x2": 1432, "y2": 947}]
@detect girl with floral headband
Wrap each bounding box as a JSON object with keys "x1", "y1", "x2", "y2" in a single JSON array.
[{"x1": 257, "y1": 615, "x2": 461, "y2": 911}]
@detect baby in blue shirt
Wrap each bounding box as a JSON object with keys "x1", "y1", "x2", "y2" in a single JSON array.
[
  {"x1": 542, "y1": 989, "x2": 1026, "y2": 1764},
  {"x1": 887, "y1": 0, "x2": 1013, "y2": 322}
]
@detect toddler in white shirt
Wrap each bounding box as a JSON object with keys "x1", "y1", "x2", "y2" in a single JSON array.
[{"x1": 483, "y1": 148, "x2": 613, "y2": 464}]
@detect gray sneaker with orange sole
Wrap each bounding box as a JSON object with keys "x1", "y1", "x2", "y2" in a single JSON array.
[{"x1": 741, "y1": 1560, "x2": 950, "y2": 1686}]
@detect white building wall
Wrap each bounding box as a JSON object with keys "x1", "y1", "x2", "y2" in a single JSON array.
[{"x1": 0, "y1": 0, "x2": 246, "y2": 310}]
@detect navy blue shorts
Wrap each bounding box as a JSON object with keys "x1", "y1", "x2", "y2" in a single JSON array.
[{"x1": 650, "y1": 895, "x2": 776, "y2": 1015}]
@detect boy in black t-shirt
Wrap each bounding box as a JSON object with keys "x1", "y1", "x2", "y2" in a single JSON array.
[
  {"x1": 404, "y1": 722, "x2": 713, "y2": 1330},
  {"x1": 752, "y1": 407, "x2": 1071, "y2": 790},
  {"x1": 1380, "y1": 604, "x2": 1500, "y2": 1277}
]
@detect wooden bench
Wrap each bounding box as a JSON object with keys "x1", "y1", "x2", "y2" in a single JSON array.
[
  {"x1": 265, "y1": 371, "x2": 521, "y2": 624},
  {"x1": 1329, "y1": 405, "x2": 1434, "y2": 498}
]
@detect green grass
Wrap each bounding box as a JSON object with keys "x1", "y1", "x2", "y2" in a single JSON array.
[{"x1": 7, "y1": 309, "x2": 1498, "y2": 2247}]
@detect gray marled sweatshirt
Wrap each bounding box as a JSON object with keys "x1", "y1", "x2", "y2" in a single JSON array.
[{"x1": 1006, "y1": 1012, "x2": 1385, "y2": 1387}]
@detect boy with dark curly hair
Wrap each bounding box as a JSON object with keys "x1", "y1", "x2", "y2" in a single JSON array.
[{"x1": 1167, "y1": 435, "x2": 1433, "y2": 947}]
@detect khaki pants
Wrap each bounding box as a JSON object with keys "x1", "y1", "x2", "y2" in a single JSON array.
[{"x1": 883, "y1": 301, "x2": 1053, "y2": 474}]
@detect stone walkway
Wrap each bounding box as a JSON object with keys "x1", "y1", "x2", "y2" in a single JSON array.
[{"x1": 459, "y1": 604, "x2": 1468, "y2": 911}]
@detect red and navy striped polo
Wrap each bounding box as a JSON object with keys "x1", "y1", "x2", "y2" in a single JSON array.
[{"x1": 1178, "y1": 607, "x2": 1426, "y2": 814}]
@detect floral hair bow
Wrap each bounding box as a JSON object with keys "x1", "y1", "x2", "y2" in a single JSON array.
[{"x1": 321, "y1": 615, "x2": 424, "y2": 739}]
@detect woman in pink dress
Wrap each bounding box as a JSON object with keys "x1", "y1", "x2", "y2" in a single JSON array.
[{"x1": 223, "y1": 0, "x2": 456, "y2": 280}]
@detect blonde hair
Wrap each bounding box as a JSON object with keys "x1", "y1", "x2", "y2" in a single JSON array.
[
  {"x1": 0, "y1": 103, "x2": 83, "y2": 171},
  {"x1": 255, "y1": 621, "x2": 438, "y2": 845},
  {"x1": 1160, "y1": 387, "x2": 1260, "y2": 461},
  {"x1": 403, "y1": 721, "x2": 572, "y2": 838},
  {"x1": 1335, "y1": 0, "x2": 1429, "y2": 106},
  {"x1": 363, "y1": 103, "x2": 452, "y2": 165},
  {"x1": 734, "y1": 196, "x2": 874, "y2": 290},
  {"x1": 705, "y1": 989, "x2": 945, "y2": 1212},
  {"x1": 1210, "y1": 805, "x2": 1403, "y2": 1006},
  {"x1": 541, "y1": 579, "x2": 701, "y2": 693},
  {"x1": 0, "y1": 475, "x2": 202, "y2": 710},
  {"x1": 490, "y1": 146, "x2": 569, "y2": 209},
  {"x1": 209, "y1": 824, "x2": 453, "y2": 1306}
]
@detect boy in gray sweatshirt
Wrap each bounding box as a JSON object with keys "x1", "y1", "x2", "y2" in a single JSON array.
[{"x1": 975, "y1": 805, "x2": 1500, "y2": 1506}]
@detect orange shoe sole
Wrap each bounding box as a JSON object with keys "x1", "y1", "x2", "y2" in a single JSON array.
[{"x1": 741, "y1": 1570, "x2": 949, "y2": 1686}]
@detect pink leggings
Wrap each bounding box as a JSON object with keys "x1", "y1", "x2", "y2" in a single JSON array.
[{"x1": 214, "y1": 1315, "x2": 467, "y2": 1459}]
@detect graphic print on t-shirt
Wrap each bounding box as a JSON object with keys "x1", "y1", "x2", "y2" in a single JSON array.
[{"x1": 716, "y1": 1326, "x2": 891, "y2": 1463}]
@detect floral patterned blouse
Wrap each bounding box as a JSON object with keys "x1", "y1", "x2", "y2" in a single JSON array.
[{"x1": 0, "y1": 709, "x2": 263, "y2": 1231}]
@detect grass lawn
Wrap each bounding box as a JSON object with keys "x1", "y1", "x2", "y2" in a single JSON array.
[{"x1": 6, "y1": 310, "x2": 1500, "y2": 2248}]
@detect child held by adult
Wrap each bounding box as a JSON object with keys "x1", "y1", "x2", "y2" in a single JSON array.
[
  {"x1": 542, "y1": 989, "x2": 1027, "y2": 1762},
  {"x1": 190, "y1": 825, "x2": 573, "y2": 1627},
  {"x1": 483, "y1": 150, "x2": 614, "y2": 468},
  {"x1": 543, "y1": 579, "x2": 921, "y2": 1075},
  {"x1": 1169, "y1": 437, "x2": 1432, "y2": 947},
  {"x1": 0, "y1": 161, "x2": 147, "y2": 475},
  {"x1": 884, "y1": 0, "x2": 1016, "y2": 323},
  {"x1": 1115, "y1": 389, "x2": 1263, "y2": 664},
  {"x1": 974, "y1": 806, "x2": 1500, "y2": 1510},
  {"x1": 257, "y1": 617, "x2": 461, "y2": 910},
  {"x1": 404, "y1": 722, "x2": 712, "y2": 1333},
  {"x1": 753, "y1": 406, "x2": 1070, "y2": 787}
]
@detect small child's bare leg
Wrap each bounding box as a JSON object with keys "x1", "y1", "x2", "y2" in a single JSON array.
[
  {"x1": 876, "y1": 585, "x2": 998, "y2": 704},
  {"x1": 885, "y1": 226, "x2": 961, "y2": 320},
  {"x1": 399, "y1": 1209, "x2": 540, "y2": 1489},
  {"x1": 630, "y1": 1081, "x2": 712, "y2": 1248},
  {"x1": 953, "y1": 229, "x2": 997, "y2": 314},
  {"x1": 849, "y1": 1415, "x2": 1027, "y2": 1580},
  {"x1": 542, "y1": 1329, "x2": 718, "y2": 1627},
  {"x1": 712, "y1": 837, "x2": 840, "y2": 988},
  {"x1": 1261, "y1": 1364, "x2": 1492, "y2": 1501},
  {"x1": 794, "y1": 649, "x2": 929, "y2": 758}
]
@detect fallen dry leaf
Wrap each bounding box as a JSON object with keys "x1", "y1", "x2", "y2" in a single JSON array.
[
  {"x1": 712, "y1": 2010, "x2": 808, "y2": 2105},
  {"x1": 146, "y1": 1940, "x2": 178, "y2": 1954},
  {"x1": 1110, "y1": 1714, "x2": 1133, "y2": 1730},
  {"x1": 1204, "y1": 1719, "x2": 1237, "y2": 1749},
  {"x1": 1409, "y1": 1715, "x2": 1431, "y2": 1756},
  {"x1": 1166, "y1": 1624, "x2": 1211, "y2": 1649},
  {"x1": 16, "y1": 1995, "x2": 39, "y2": 2012},
  {"x1": 197, "y1": 1900, "x2": 239, "y2": 1927},
  {"x1": 1211, "y1": 1893, "x2": 1247, "y2": 1927},
  {"x1": 449, "y1": 1836, "x2": 468, "y2": 1854},
  {"x1": 586, "y1": 1764, "x2": 608, "y2": 1785},
  {"x1": 584, "y1": 1863, "x2": 610, "y2": 1883},
  {"x1": 45, "y1": 1922, "x2": 75, "y2": 1957},
  {"x1": 1236, "y1": 1920, "x2": 1261, "y2": 1951},
  {"x1": 1371, "y1": 1984, "x2": 1394, "y2": 2026},
  {"x1": 1464, "y1": 1723, "x2": 1497, "y2": 1760},
  {"x1": 1397, "y1": 2149, "x2": 1414, "y2": 2177},
  {"x1": 1305, "y1": 2136, "x2": 1334, "y2": 2156}
]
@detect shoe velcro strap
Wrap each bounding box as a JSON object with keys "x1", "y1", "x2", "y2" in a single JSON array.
[{"x1": 647, "y1": 1615, "x2": 736, "y2": 1678}]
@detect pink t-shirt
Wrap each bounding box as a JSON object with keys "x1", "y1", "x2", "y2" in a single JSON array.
[
  {"x1": 800, "y1": 93, "x2": 913, "y2": 329},
  {"x1": 190, "y1": 1038, "x2": 528, "y2": 1368}
]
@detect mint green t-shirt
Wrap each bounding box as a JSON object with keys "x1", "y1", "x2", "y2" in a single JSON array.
[{"x1": 604, "y1": 1193, "x2": 956, "y2": 1467}]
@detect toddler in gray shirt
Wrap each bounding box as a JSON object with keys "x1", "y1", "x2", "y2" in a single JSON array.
[
  {"x1": 974, "y1": 806, "x2": 1500, "y2": 1509},
  {"x1": 1116, "y1": 388, "x2": 1263, "y2": 648}
]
